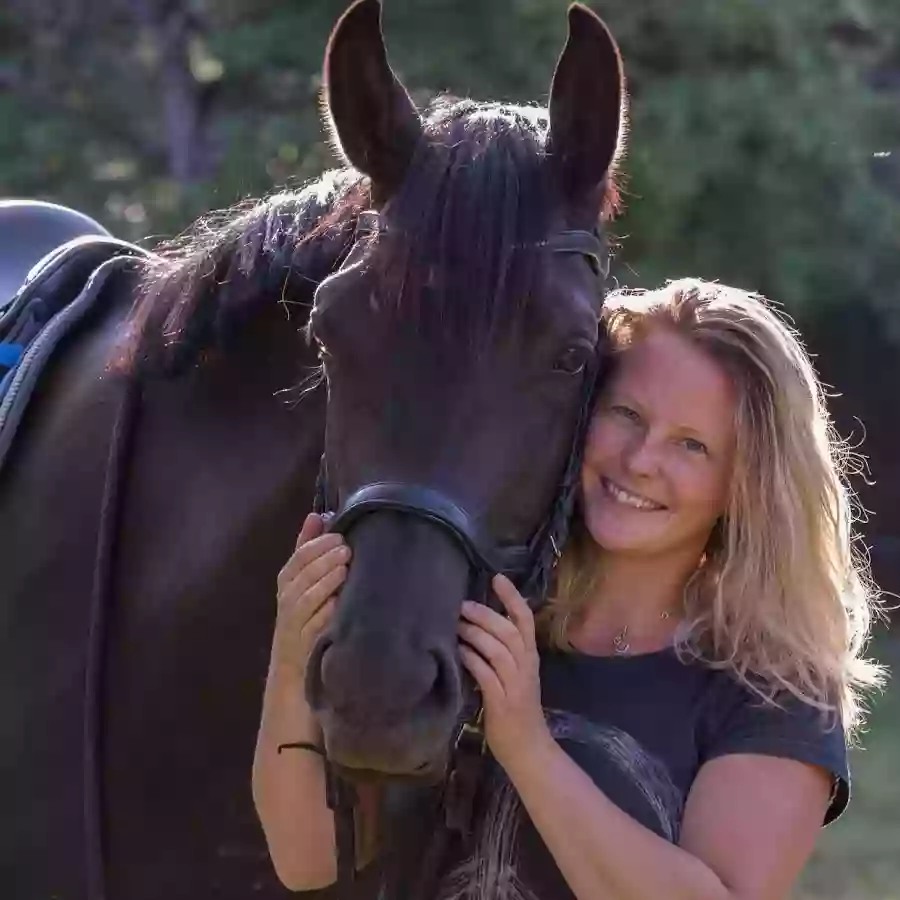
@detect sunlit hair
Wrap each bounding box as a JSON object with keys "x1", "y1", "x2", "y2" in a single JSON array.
[{"x1": 539, "y1": 278, "x2": 886, "y2": 735}]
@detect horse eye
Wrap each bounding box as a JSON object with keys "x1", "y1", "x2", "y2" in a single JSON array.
[
  {"x1": 553, "y1": 346, "x2": 588, "y2": 375},
  {"x1": 315, "y1": 336, "x2": 331, "y2": 361}
]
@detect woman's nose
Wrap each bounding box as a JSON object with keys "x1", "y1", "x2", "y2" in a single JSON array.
[{"x1": 622, "y1": 432, "x2": 662, "y2": 477}]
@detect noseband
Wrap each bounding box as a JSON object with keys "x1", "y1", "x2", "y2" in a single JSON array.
[{"x1": 302, "y1": 210, "x2": 609, "y2": 897}]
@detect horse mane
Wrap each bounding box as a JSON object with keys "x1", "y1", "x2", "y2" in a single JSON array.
[
  {"x1": 119, "y1": 95, "x2": 622, "y2": 376},
  {"x1": 115, "y1": 167, "x2": 368, "y2": 375}
]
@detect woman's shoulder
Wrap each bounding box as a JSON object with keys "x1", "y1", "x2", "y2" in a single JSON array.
[
  {"x1": 692, "y1": 664, "x2": 850, "y2": 825},
  {"x1": 539, "y1": 644, "x2": 851, "y2": 825}
]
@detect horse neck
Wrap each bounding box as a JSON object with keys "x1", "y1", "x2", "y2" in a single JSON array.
[{"x1": 119, "y1": 297, "x2": 325, "y2": 600}]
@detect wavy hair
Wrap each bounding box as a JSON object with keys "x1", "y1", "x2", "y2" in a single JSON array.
[{"x1": 539, "y1": 278, "x2": 886, "y2": 735}]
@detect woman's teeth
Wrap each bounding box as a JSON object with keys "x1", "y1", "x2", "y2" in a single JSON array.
[{"x1": 602, "y1": 478, "x2": 665, "y2": 511}]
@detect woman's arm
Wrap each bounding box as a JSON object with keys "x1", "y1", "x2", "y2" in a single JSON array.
[
  {"x1": 504, "y1": 731, "x2": 830, "y2": 900},
  {"x1": 252, "y1": 513, "x2": 381, "y2": 892},
  {"x1": 253, "y1": 651, "x2": 338, "y2": 891},
  {"x1": 678, "y1": 753, "x2": 832, "y2": 900},
  {"x1": 458, "y1": 575, "x2": 833, "y2": 900}
]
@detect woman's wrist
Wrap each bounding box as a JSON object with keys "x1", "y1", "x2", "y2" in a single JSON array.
[
  {"x1": 269, "y1": 617, "x2": 316, "y2": 671},
  {"x1": 261, "y1": 650, "x2": 322, "y2": 746},
  {"x1": 497, "y1": 725, "x2": 559, "y2": 787}
]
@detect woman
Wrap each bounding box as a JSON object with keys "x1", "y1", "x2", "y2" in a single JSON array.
[{"x1": 253, "y1": 278, "x2": 885, "y2": 899}]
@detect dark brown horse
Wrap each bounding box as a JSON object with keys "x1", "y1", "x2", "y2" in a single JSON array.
[{"x1": 0, "y1": 1, "x2": 625, "y2": 897}]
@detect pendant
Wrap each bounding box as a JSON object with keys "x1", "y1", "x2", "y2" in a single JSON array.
[{"x1": 611, "y1": 611, "x2": 670, "y2": 656}]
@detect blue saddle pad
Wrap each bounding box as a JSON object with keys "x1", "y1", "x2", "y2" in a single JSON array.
[{"x1": 0, "y1": 235, "x2": 153, "y2": 475}]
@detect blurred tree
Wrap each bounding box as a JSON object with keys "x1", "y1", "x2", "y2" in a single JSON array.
[
  {"x1": 1, "y1": 0, "x2": 898, "y2": 581},
  {"x1": 3, "y1": 1, "x2": 896, "y2": 317}
]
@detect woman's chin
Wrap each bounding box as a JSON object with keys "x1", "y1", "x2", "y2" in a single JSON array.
[
  {"x1": 592, "y1": 533, "x2": 660, "y2": 555},
  {"x1": 584, "y1": 510, "x2": 670, "y2": 556}
]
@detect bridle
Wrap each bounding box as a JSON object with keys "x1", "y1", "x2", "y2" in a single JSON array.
[{"x1": 300, "y1": 210, "x2": 611, "y2": 897}]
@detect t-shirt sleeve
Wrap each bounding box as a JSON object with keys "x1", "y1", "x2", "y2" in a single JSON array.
[{"x1": 700, "y1": 683, "x2": 850, "y2": 826}]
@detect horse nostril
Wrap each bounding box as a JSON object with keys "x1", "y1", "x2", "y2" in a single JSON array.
[{"x1": 313, "y1": 630, "x2": 463, "y2": 720}]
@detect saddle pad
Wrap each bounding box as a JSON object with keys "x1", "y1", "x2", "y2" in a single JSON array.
[{"x1": 0, "y1": 235, "x2": 153, "y2": 476}]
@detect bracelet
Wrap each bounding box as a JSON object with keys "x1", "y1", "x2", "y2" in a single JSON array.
[{"x1": 276, "y1": 741, "x2": 326, "y2": 756}]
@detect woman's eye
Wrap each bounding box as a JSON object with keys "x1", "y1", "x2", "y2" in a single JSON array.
[
  {"x1": 553, "y1": 346, "x2": 589, "y2": 375},
  {"x1": 682, "y1": 437, "x2": 708, "y2": 455}
]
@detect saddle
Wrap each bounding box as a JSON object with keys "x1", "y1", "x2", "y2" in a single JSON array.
[{"x1": 0, "y1": 201, "x2": 152, "y2": 475}]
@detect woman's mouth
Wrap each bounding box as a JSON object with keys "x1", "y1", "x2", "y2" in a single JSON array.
[{"x1": 601, "y1": 477, "x2": 667, "y2": 511}]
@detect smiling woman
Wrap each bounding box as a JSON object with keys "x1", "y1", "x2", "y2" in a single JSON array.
[{"x1": 544, "y1": 276, "x2": 882, "y2": 727}]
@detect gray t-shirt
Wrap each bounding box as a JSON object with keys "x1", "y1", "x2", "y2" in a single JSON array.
[{"x1": 377, "y1": 646, "x2": 849, "y2": 900}]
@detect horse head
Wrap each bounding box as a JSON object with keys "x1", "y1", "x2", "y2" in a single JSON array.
[{"x1": 305, "y1": 0, "x2": 626, "y2": 776}]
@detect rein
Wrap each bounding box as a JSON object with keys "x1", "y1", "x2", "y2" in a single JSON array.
[
  {"x1": 85, "y1": 374, "x2": 143, "y2": 899},
  {"x1": 308, "y1": 210, "x2": 610, "y2": 897}
]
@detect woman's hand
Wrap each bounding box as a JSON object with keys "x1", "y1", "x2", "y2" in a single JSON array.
[
  {"x1": 272, "y1": 512, "x2": 351, "y2": 672},
  {"x1": 457, "y1": 573, "x2": 552, "y2": 772}
]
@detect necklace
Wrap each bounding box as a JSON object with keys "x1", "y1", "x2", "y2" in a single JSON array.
[{"x1": 612, "y1": 611, "x2": 671, "y2": 656}]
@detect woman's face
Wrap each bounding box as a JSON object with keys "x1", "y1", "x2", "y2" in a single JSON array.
[{"x1": 581, "y1": 327, "x2": 736, "y2": 561}]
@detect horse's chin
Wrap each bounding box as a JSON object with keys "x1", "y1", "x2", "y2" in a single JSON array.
[{"x1": 319, "y1": 711, "x2": 454, "y2": 779}]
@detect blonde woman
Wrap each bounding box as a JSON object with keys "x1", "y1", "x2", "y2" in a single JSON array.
[{"x1": 254, "y1": 278, "x2": 884, "y2": 899}]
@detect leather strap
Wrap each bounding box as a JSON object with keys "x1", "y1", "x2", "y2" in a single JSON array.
[{"x1": 327, "y1": 482, "x2": 533, "y2": 584}]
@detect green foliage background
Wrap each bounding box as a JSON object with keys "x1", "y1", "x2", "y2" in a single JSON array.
[
  {"x1": 3, "y1": 4, "x2": 899, "y2": 894},
  {"x1": 2, "y1": 0, "x2": 899, "y2": 583}
]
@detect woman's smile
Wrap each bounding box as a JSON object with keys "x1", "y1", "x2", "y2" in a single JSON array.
[{"x1": 600, "y1": 476, "x2": 667, "y2": 511}]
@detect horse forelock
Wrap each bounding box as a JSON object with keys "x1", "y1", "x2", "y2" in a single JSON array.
[{"x1": 364, "y1": 100, "x2": 547, "y2": 352}]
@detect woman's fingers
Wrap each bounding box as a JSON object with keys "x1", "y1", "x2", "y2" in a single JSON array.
[
  {"x1": 491, "y1": 574, "x2": 535, "y2": 641},
  {"x1": 277, "y1": 531, "x2": 347, "y2": 593},
  {"x1": 297, "y1": 512, "x2": 324, "y2": 547},
  {"x1": 271, "y1": 515, "x2": 351, "y2": 670},
  {"x1": 459, "y1": 645, "x2": 503, "y2": 701},
  {"x1": 279, "y1": 559, "x2": 348, "y2": 623},
  {"x1": 275, "y1": 565, "x2": 347, "y2": 661},
  {"x1": 300, "y1": 595, "x2": 337, "y2": 645},
  {"x1": 275, "y1": 587, "x2": 339, "y2": 666},
  {"x1": 457, "y1": 621, "x2": 519, "y2": 685},
  {"x1": 459, "y1": 599, "x2": 524, "y2": 653},
  {"x1": 280, "y1": 543, "x2": 350, "y2": 602}
]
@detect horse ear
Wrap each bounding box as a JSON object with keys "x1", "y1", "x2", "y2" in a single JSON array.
[
  {"x1": 546, "y1": 4, "x2": 625, "y2": 199},
  {"x1": 323, "y1": 0, "x2": 423, "y2": 195}
]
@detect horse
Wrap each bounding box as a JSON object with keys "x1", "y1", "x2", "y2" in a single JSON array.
[{"x1": 0, "y1": 1, "x2": 625, "y2": 897}]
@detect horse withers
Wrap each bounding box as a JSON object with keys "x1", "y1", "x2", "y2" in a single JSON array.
[{"x1": 0, "y1": 1, "x2": 626, "y2": 897}]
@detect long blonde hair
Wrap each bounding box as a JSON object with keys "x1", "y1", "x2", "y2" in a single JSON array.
[{"x1": 540, "y1": 278, "x2": 886, "y2": 735}]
